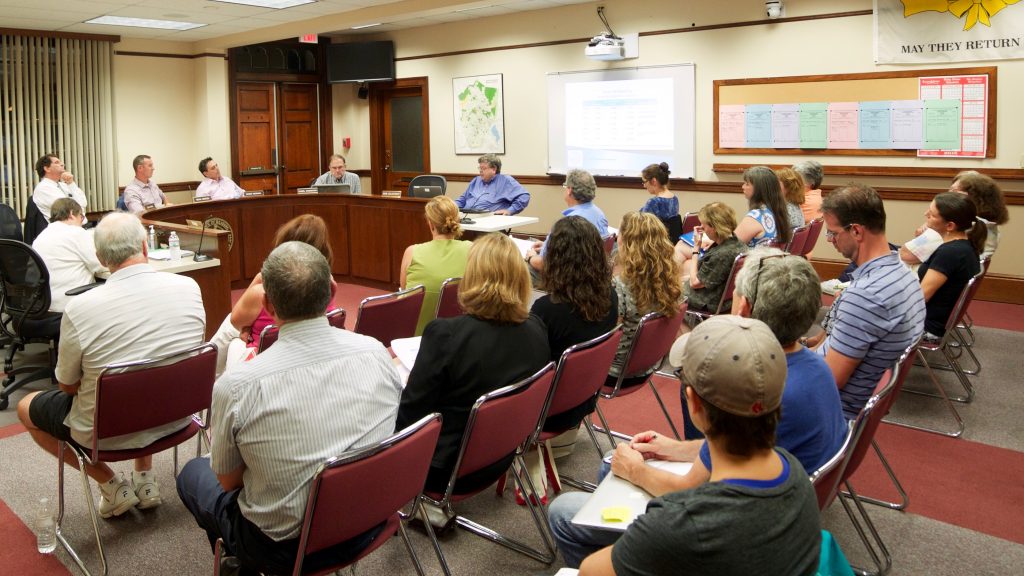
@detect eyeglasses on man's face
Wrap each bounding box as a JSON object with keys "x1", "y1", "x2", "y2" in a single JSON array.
[{"x1": 825, "y1": 224, "x2": 854, "y2": 242}]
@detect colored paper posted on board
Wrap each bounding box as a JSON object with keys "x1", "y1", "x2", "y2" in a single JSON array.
[
  {"x1": 827, "y1": 102, "x2": 859, "y2": 149},
  {"x1": 799, "y1": 103, "x2": 828, "y2": 148},
  {"x1": 719, "y1": 104, "x2": 746, "y2": 147},
  {"x1": 859, "y1": 101, "x2": 892, "y2": 148},
  {"x1": 771, "y1": 104, "x2": 800, "y2": 148},
  {"x1": 745, "y1": 104, "x2": 772, "y2": 147},
  {"x1": 890, "y1": 100, "x2": 923, "y2": 149},
  {"x1": 923, "y1": 99, "x2": 961, "y2": 150}
]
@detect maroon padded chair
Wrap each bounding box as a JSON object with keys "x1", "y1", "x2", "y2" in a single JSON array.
[
  {"x1": 355, "y1": 285, "x2": 425, "y2": 347},
  {"x1": 420, "y1": 362, "x2": 557, "y2": 575},
  {"x1": 434, "y1": 277, "x2": 463, "y2": 320},
  {"x1": 56, "y1": 343, "x2": 217, "y2": 576},
  {"x1": 257, "y1": 308, "x2": 347, "y2": 354},
  {"x1": 213, "y1": 413, "x2": 443, "y2": 576},
  {"x1": 539, "y1": 327, "x2": 622, "y2": 492},
  {"x1": 680, "y1": 211, "x2": 700, "y2": 235},
  {"x1": 801, "y1": 218, "x2": 824, "y2": 256},
  {"x1": 602, "y1": 233, "x2": 617, "y2": 255},
  {"x1": 595, "y1": 304, "x2": 687, "y2": 443},
  {"x1": 812, "y1": 341, "x2": 918, "y2": 576},
  {"x1": 786, "y1": 224, "x2": 810, "y2": 256}
]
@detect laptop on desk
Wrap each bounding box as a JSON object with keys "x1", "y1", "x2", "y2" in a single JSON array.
[{"x1": 315, "y1": 183, "x2": 352, "y2": 194}]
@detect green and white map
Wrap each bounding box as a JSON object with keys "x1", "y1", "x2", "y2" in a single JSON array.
[{"x1": 453, "y1": 74, "x2": 505, "y2": 153}]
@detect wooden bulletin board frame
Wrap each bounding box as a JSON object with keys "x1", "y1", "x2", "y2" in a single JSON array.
[{"x1": 713, "y1": 66, "x2": 997, "y2": 157}]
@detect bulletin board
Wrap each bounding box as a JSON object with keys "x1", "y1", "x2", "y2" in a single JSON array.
[{"x1": 713, "y1": 66, "x2": 996, "y2": 158}]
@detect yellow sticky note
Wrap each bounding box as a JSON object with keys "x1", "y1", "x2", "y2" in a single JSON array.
[{"x1": 601, "y1": 506, "x2": 631, "y2": 522}]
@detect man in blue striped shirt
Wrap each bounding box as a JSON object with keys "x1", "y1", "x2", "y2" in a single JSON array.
[{"x1": 810, "y1": 183, "x2": 925, "y2": 419}]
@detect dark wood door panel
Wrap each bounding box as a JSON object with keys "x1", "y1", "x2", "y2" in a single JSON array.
[
  {"x1": 389, "y1": 207, "x2": 431, "y2": 283},
  {"x1": 349, "y1": 205, "x2": 391, "y2": 282},
  {"x1": 240, "y1": 205, "x2": 293, "y2": 278},
  {"x1": 293, "y1": 202, "x2": 350, "y2": 276},
  {"x1": 281, "y1": 83, "x2": 320, "y2": 194}
]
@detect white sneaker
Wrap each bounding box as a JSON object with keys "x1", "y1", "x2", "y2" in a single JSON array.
[
  {"x1": 98, "y1": 475, "x2": 139, "y2": 518},
  {"x1": 132, "y1": 470, "x2": 163, "y2": 510}
]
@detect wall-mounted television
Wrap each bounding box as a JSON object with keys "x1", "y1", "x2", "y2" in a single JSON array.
[{"x1": 326, "y1": 41, "x2": 395, "y2": 83}]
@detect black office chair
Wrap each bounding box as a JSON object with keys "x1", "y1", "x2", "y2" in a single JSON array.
[
  {"x1": 0, "y1": 239, "x2": 62, "y2": 410},
  {"x1": 22, "y1": 199, "x2": 48, "y2": 245},
  {"x1": 408, "y1": 175, "x2": 447, "y2": 198},
  {"x1": 0, "y1": 203, "x2": 23, "y2": 242}
]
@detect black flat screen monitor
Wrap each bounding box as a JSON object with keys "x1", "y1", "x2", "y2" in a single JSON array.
[{"x1": 327, "y1": 41, "x2": 395, "y2": 83}]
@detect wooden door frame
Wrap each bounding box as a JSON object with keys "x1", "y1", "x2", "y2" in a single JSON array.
[
  {"x1": 369, "y1": 76, "x2": 430, "y2": 195},
  {"x1": 228, "y1": 73, "x2": 332, "y2": 194}
]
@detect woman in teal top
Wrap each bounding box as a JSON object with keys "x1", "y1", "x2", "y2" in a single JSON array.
[{"x1": 400, "y1": 195, "x2": 473, "y2": 335}]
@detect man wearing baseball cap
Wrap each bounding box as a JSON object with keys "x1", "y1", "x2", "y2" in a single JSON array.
[{"x1": 554, "y1": 315, "x2": 821, "y2": 574}]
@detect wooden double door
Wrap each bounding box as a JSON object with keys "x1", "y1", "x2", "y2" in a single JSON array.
[{"x1": 233, "y1": 82, "x2": 322, "y2": 195}]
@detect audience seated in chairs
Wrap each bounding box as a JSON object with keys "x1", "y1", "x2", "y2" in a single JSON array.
[
  {"x1": 399, "y1": 195, "x2": 472, "y2": 335},
  {"x1": 177, "y1": 241, "x2": 403, "y2": 575},
  {"x1": 607, "y1": 211, "x2": 682, "y2": 390},
  {"x1": 525, "y1": 215, "x2": 618, "y2": 499},
  {"x1": 211, "y1": 214, "x2": 336, "y2": 375},
  {"x1": 395, "y1": 232, "x2": 550, "y2": 529},
  {"x1": 17, "y1": 211, "x2": 205, "y2": 518},
  {"x1": 637, "y1": 162, "x2": 679, "y2": 223},
  {"x1": 793, "y1": 159, "x2": 825, "y2": 224},
  {"x1": 525, "y1": 168, "x2": 609, "y2": 276},
  {"x1": 776, "y1": 166, "x2": 810, "y2": 230},
  {"x1": 680, "y1": 202, "x2": 747, "y2": 314},
  {"x1": 549, "y1": 316, "x2": 822, "y2": 572},
  {"x1": 30, "y1": 198, "x2": 107, "y2": 313},
  {"x1": 737, "y1": 166, "x2": 793, "y2": 250}
]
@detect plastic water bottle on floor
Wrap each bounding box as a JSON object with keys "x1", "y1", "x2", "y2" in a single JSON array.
[
  {"x1": 37, "y1": 497, "x2": 56, "y2": 554},
  {"x1": 168, "y1": 231, "x2": 180, "y2": 261}
]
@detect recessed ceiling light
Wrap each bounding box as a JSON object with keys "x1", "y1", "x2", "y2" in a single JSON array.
[
  {"x1": 211, "y1": 0, "x2": 316, "y2": 8},
  {"x1": 351, "y1": 23, "x2": 382, "y2": 29},
  {"x1": 85, "y1": 16, "x2": 206, "y2": 30}
]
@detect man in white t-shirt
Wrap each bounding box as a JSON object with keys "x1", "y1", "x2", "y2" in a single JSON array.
[{"x1": 31, "y1": 198, "x2": 107, "y2": 312}]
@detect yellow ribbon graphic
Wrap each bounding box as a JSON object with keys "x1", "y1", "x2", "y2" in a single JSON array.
[{"x1": 902, "y1": 0, "x2": 1021, "y2": 30}]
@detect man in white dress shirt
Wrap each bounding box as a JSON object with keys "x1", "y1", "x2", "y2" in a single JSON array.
[
  {"x1": 32, "y1": 154, "x2": 88, "y2": 221},
  {"x1": 195, "y1": 157, "x2": 244, "y2": 201},
  {"x1": 31, "y1": 198, "x2": 107, "y2": 312},
  {"x1": 177, "y1": 241, "x2": 401, "y2": 574}
]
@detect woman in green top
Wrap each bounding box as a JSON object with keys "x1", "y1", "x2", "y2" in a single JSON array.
[{"x1": 400, "y1": 195, "x2": 473, "y2": 335}]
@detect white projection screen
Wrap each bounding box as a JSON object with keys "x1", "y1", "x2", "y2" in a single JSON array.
[{"x1": 546, "y1": 64, "x2": 695, "y2": 179}]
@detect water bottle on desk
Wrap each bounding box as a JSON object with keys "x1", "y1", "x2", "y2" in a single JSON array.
[
  {"x1": 36, "y1": 497, "x2": 56, "y2": 554},
  {"x1": 168, "y1": 231, "x2": 180, "y2": 261},
  {"x1": 148, "y1": 225, "x2": 157, "y2": 251}
]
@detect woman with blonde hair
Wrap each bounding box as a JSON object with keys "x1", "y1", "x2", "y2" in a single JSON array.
[
  {"x1": 396, "y1": 233, "x2": 549, "y2": 525},
  {"x1": 684, "y1": 202, "x2": 747, "y2": 313},
  {"x1": 776, "y1": 166, "x2": 809, "y2": 229},
  {"x1": 610, "y1": 211, "x2": 683, "y2": 387},
  {"x1": 400, "y1": 195, "x2": 473, "y2": 334}
]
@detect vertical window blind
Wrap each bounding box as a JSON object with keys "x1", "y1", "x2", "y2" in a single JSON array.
[{"x1": 1, "y1": 34, "x2": 116, "y2": 218}]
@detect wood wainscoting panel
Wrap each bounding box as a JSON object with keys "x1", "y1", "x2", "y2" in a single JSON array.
[
  {"x1": 293, "y1": 201, "x2": 351, "y2": 276},
  {"x1": 349, "y1": 204, "x2": 392, "y2": 282},
  {"x1": 240, "y1": 205, "x2": 293, "y2": 279}
]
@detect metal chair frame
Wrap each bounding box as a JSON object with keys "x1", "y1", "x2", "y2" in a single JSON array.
[
  {"x1": 433, "y1": 277, "x2": 463, "y2": 320},
  {"x1": 785, "y1": 224, "x2": 811, "y2": 256},
  {"x1": 420, "y1": 362, "x2": 557, "y2": 576},
  {"x1": 593, "y1": 305, "x2": 687, "y2": 444},
  {"x1": 56, "y1": 343, "x2": 217, "y2": 576}
]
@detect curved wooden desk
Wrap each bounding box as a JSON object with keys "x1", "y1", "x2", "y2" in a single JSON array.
[{"x1": 145, "y1": 194, "x2": 433, "y2": 290}]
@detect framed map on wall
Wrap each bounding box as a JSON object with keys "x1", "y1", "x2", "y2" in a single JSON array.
[{"x1": 453, "y1": 74, "x2": 505, "y2": 154}]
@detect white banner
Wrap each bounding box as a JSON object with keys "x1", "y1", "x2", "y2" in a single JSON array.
[{"x1": 875, "y1": 0, "x2": 1024, "y2": 64}]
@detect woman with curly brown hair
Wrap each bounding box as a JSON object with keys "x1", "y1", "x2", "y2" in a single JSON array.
[{"x1": 610, "y1": 211, "x2": 683, "y2": 387}]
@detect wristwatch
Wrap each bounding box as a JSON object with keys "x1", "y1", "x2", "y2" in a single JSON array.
[{"x1": 525, "y1": 254, "x2": 533, "y2": 265}]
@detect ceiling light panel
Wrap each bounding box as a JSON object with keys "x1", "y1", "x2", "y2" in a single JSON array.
[{"x1": 85, "y1": 16, "x2": 206, "y2": 30}]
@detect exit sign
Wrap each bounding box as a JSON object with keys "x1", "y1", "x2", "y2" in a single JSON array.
[{"x1": 299, "y1": 33, "x2": 318, "y2": 44}]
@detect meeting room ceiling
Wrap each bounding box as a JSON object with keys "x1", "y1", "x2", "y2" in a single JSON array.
[{"x1": 1, "y1": 0, "x2": 594, "y2": 43}]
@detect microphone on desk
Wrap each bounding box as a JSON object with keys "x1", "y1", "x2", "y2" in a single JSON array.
[{"x1": 194, "y1": 215, "x2": 212, "y2": 262}]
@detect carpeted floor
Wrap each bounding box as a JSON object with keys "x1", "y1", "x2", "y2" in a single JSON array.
[{"x1": 1, "y1": 290, "x2": 1022, "y2": 575}]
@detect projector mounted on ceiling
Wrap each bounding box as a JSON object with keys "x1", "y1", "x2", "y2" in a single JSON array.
[
  {"x1": 584, "y1": 6, "x2": 637, "y2": 61},
  {"x1": 586, "y1": 33, "x2": 624, "y2": 60}
]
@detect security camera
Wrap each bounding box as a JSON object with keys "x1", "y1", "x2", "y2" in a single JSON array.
[{"x1": 766, "y1": 1, "x2": 783, "y2": 19}]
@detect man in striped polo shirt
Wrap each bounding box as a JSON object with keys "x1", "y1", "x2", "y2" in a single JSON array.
[{"x1": 810, "y1": 183, "x2": 925, "y2": 419}]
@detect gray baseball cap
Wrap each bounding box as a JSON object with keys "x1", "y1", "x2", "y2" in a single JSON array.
[{"x1": 678, "y1": 315, "x2": 786, "y2": 417}]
